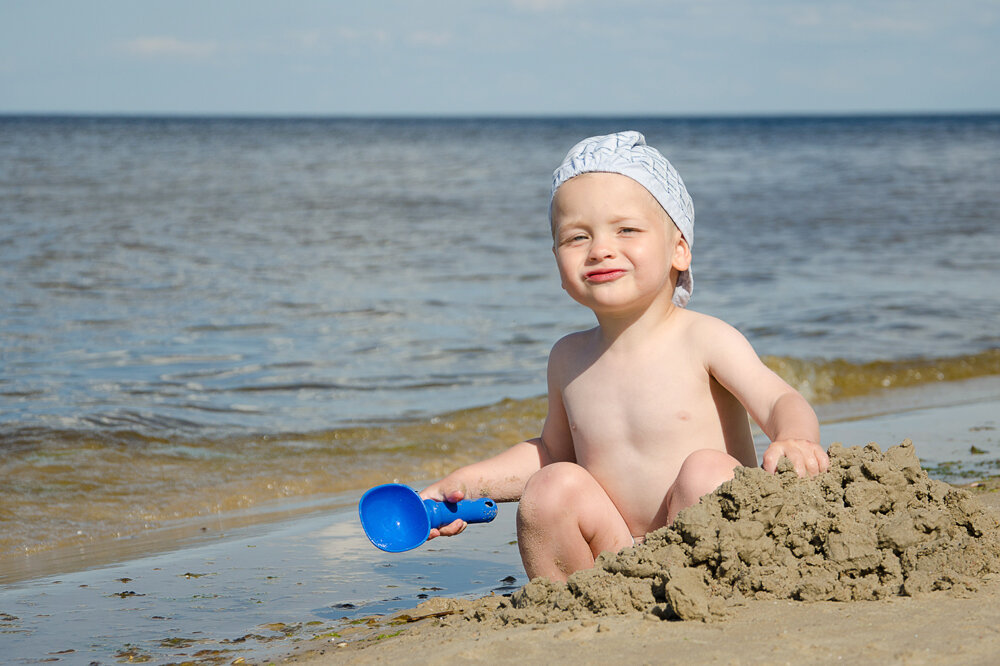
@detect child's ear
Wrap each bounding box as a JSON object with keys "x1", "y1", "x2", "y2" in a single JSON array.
[{"x1": 671, "y1": 237, "x2": 692, "y2": 272}]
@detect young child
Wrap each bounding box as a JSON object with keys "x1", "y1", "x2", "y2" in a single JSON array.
[{"x1": 421, "y1": 131, "x2": 828, "y2": 582}]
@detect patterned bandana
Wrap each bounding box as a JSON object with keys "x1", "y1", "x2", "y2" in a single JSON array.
[{"x1": 551, "y1": 131, "x2": 694, "y2": 307}]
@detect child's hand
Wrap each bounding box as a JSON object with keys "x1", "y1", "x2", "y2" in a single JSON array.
[
  {"x1": 762, "y1": 439, "x2": 829, "y2": 477},
  {"x1": 419, "y1": 486, "x2": 468, "y2": 539}
]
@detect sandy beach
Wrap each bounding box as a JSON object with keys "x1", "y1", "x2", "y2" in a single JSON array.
[
  {"x1": 276, "y1": 479, "x2": 1000, "y2": 666},
  {"x1": 279, "y1": 577, "x2": 1000, "y2": 665}
]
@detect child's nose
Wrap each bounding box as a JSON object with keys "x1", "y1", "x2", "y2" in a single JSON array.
[{"x1": 589, "y1": 237, "x2": 616, "y2": 260}]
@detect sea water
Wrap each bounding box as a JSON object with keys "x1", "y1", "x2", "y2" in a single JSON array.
[{"x1": 2, "y1": 114, "x2": 1000, "y2": 571}]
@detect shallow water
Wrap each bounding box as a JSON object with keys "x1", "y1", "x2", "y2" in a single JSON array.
[
  {"x1": 2, "y1": 113, "x2": 999, "y2": 565},
  {"x1": 0, "y1": 499, "x2": 524, "y2": 665}
]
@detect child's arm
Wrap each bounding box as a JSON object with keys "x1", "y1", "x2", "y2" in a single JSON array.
[
  {"x1": 420, "y1": 341, "x2": 577, "y2": 537},
  {"x1": 700, "y1": 318, "x2": 828, "y2": 477},
  {"x1": 420, "y1": 437, "x2": 550, "y2": 504},
  {"x1": 420, "y1": 439, "x2": 547, "y2": 539}
]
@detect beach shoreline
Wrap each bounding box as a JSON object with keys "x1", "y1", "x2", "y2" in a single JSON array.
[
  {"x1": 2, "y1": 380, "x2": 999, "y2": 664},
  {"x1": 5, "y1": 374, "x2": 999, "y2": 587}
]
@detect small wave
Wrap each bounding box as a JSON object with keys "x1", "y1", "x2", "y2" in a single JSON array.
[
  {"x1": 223, "y1": 375, "x2": 479, "y2": 393},
  {"x1": 764, "y1": 348, "x2": 1000, "y2": 403},
  {"x1": 80, "y1": 410, "x2": 204, "y2": 431},
  {"x1": 227, "y1": 381, "x2": 376, "y2": 393},
  {"x1": 183, "y1": 322, "x2": 280, "y2": 333}
]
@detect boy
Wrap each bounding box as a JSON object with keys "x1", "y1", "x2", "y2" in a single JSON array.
[{"x1": 421, "y1": 131, "x2": 828, "y2": 582}]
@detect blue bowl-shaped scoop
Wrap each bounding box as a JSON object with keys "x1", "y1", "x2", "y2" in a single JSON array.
[{"x1": 358, "y1": 483, "x2": 498, "y2": 552}]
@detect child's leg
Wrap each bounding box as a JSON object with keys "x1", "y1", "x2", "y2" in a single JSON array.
[
  {"x1": 516, "y1": 462, "x2": 633, "y2": 582},
  {"x1": 665, "y1": 448, "x2": 742, "y2": 524}
]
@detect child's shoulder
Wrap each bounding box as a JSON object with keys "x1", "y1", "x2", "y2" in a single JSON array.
[
  {"x1": 551, "y1": 326, "x2": 598, "y2": 355},
  {"x1": 671, "y1": 308, "x2": 754, "y2": 353},
  {"x1": 673, "y1": 309, "x2": 764, "y2": 379},
  {"x1": 546, "y1": 328, "x2": 600, "y2": 380},
  {"x1": 673, "y1": 307, "x2": 742, "y2": 335}
]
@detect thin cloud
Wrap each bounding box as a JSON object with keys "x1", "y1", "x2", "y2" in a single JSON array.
[
  {"x1": 849, "y1": 16, "x2": 930, "y2": 34},
  {"x1": 287, "y1": 30, "x2": 322, "y2": 50},
  {"x1": 336, "y1": 26, "x2": 391, "y2": 46},
  {"x1": 510, "y1": 0, "x2": 569, "y2": 12},
  {"x1": 783, "y1": 3, "x2": 931, "y2": 36},
  {"x1": 409, "y1": 30, "x2": 452, "y2": 48},
  {"x1": 122, "y1": 36, "x2": 218, "y2": 59}
]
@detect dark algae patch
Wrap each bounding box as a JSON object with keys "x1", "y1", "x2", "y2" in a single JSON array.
[{"x1": 444, "y1": 440, "x2": 1000, "y2": 625}]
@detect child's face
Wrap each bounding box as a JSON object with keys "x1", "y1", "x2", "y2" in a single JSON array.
[{"x1": 551, "y1": 172, "x2": 690, "y2": 315}]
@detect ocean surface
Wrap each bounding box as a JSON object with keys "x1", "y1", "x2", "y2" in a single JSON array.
[{"x1": 2, "y1": 114, "x2": 1000, "y2": 576}]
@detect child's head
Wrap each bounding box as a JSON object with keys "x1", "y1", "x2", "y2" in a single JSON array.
[{"x1": 550, "y1": 131, "x2": 694, "y2": 307}]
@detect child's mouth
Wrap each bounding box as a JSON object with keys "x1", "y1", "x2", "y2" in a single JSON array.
[{"x1": 585, "y1": 269, "x2": 626, "y2": 283}]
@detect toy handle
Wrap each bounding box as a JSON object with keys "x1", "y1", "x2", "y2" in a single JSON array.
[{"x1": 423, "y1": 497, "x2": 498, "y2": 529}]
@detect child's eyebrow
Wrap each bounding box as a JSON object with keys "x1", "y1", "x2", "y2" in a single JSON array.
[{"x1": 550, "y1": 213, "x2": 585, "y2": 232}]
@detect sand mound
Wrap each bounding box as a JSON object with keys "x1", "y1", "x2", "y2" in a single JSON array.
[{"x1": 464, "y1": 440, "x2": 1000, "y2": 624}]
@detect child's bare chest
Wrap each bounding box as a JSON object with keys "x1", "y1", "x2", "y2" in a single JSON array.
[{"x1": 560, "y1": 345, "x2": 714, "y2": 451}]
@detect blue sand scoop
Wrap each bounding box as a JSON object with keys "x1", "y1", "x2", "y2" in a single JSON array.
[{"x1": 358, "y1": 483, "x2": 498, "y2": 552}]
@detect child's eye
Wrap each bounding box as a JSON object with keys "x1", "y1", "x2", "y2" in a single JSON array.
[{"x1": 619, "y1": 227, "x2": 640, "y2": 234}]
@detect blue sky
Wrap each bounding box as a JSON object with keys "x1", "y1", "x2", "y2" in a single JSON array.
[{"x1": 1, "y1": 0, "x2": 998, "y2": 116}]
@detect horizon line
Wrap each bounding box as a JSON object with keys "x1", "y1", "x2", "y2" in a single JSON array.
[{"x1": 2, "y1": 109, "x2": 999, "y2": 122}]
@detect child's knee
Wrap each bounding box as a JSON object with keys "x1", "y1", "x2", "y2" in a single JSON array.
[
  {"x1": 676, "y1": 449, "x2": 740, "y2": 495},
  {"x1": 523, "y1": 462, "x2": 590, "y2": 500},
  {"x1": 518, "y1": 462, "x2": 590, "y2": 525},
  {"x1": 665, "y1": 449, "x2": 741, "y2": 523}
]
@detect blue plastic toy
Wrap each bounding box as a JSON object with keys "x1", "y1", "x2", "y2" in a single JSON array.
[{"x1": 358, "y1": 483, "x2": 498, "y2": 552}]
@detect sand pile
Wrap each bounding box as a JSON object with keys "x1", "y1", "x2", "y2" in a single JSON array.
[{"x1": 461, "y1": 440, "x2": 1000, "y2": 624}]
